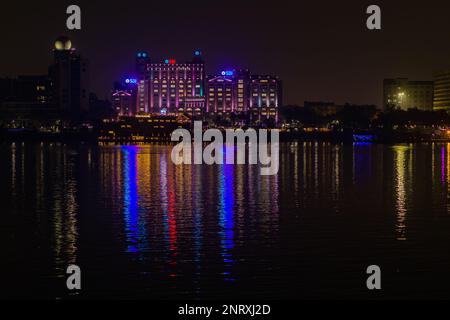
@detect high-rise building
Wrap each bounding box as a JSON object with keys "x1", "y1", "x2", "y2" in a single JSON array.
[
  {"x1": 134, "y1": 50, "x2": 205, "y2": 116},
  {"x1": 383, "y1": 78, "x2": 433, "y2": 111},
  {"x1": 122, "y1": 51, "x2": 281, "y2": 122},
  {"x1": 206, "y1": 70, "x2": 281, "y2": 123},
  {"x1": 111, "y1": 81, "x2": 135, "y2": 116},
  {"x1": 433, "y1": 71, "x2": 450, "y2": 111},
  {"x1": 249, "y1": 75, "x2": 282, "y2": 123},
  {"x1": 48, "y1": 36, "x2": 90, "y2": 115},
  {"x1": 136, "y1": 51, "x2": 150, "y2": 114},
  {"x1": 206, "y1": 69, "x2": 250, "y2": 115}
]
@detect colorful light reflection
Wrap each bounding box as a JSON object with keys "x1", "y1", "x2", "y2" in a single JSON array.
[
  {"x1": 218, "y1": 159, "x2": 235, "y2": 281},
  {"x1": 122, "y1": 146, "x2": 148, "y2": 253}
]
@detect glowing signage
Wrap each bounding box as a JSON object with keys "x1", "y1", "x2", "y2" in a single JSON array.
[
  {"x1": 221, "y1": 70, "x2": 234, "y2": 76},
  {"x1": 165, "y1": 59, "x2": 176, "y2": 65},
  {"x1": 125, "y1": 78, "x2": 138, "y2": 84}
]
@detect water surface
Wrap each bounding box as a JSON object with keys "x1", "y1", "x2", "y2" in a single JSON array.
[{"x1": 2, "y1": 142, "x2": 450, "y2": 299}]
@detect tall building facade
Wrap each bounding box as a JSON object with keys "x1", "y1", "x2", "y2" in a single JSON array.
[
  {"x1": 48, "y1": 36, "x2": 90, "y2": 115},
  {"x1": 206, "y1": 69, "x2": 250, "y2": 114},
  {"x1": 111, "y1": 81, "x2": 136, "y2": 116},
  {"x1": 118, "y1": 51, "x2": 282, "y2": 122},
  {"x1": 433, "y1": 71, "x2": 450, "y2": 111},
  {"x1": 206, "y1": 70, "x2": 281, "y2": 122},
  {"x1": 135, "y1": 51, "x2": 205, "y2": 116},
  {"x1": 249, "y1": 75, "x2": 282, "y2": 122},
  {"x1": 383, "y1": 78, "x2": 433, "y2": 111}
]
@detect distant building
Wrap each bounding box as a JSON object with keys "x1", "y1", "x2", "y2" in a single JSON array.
[
  {"x1": 0, "y1": 75, "x2": 53, "y2": 115},
  {"x1": 48, "y1": 36, "x2": 90, "y2": 115},
  {"x1": 112, "y1": 90, "x2": 134, "y2": 116},
  {"x1": 111, "y1": 81, "x2": 137, "y2": 116},
  {"x1": 206, "y1": 69, "x2": 250, "y2": 115},
  {"x1": 98, "y1": 114, "x2": 190, "y2": 142},
  {"x1": 383, "y1": 78, "x2": 433, "y2": 111},
  {"x1": 120, "y1": 51, "x2": 281, "y2": 124},
  {"x1": 249, "y1": 75, "x2": 282, "y2": 123},
  {"x1": 206, "y1": 70, "x2": 281, "y2": 123},
  {"x1": 135, "y1": 50, "x2": 205, "y2": 116},
  {"x1": 135, "y1": 51, "x2": 150, "y2": 114},
  {"x1": 433, "y1": 71, "x2": 450, "y2": 111}
]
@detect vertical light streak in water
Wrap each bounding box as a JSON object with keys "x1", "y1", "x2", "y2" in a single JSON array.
[
  {"x1": 302, "y1": 142, "x2": 307, "y2": 194},
  {"x1": 447, "y1": 144, "x2": 450, "y2": 187},
  {"x1": 394, "y1": 146, "x2": 407, "y2": 241},
  {"x1": 193, "y1": 164, "x2": 203, "y2": 293},
  {"x1": 441, "y1": 146, "x2": 446, "y2": 185},
  {"x1": 159, "y1": 153, "x2": 178, "y2": 278},
  {"x1": 332, "y1": 144, "x2": 341, "y2": 202},
  {"x1": 20, "y1": 143, "x2": 25, "y2": 195},
  {"x1": 160, "y1": 153, "x2": 169, "y2": 243},
  {"x1": 122, "y1": 146, "x2": 144, "y2": 253},
  {"x1": 292, "y1": 143, "x2": 299, "y2": 206},
  {"x1": 53, "y1": 147, "x2": 63, "y2": 261},
  {"x1": 218, "y1": 159, "x2": 235, "y2": 282},
  {"x1": 445, "y1": 144, "x2": 450, "y2": 214},
  {"x1": 11, "y1": 143, "x2": 16, "y2": 206},
  {"x1": 168, "y1": 160, "x2": 177, "y2": 264},
  {"x1": 36, "y1": 143, "x2": 44, "y2": 213},
  {"x1": 313, "y1": 142, "x2": 319, "y2": 198},
  {"x1": 353, "y1": 142, "x2": 372, "y2": 186},
  {"x1": 269, "y1": 168, "x2": 280, "y2": 233},
  {"x1": 235, "y1": 164, "x2": 245, "y2": 237},
  {"x1": 431, "y1": 143, "x2": 435, "y2": 190},
  {"x1": 65, "y1": 163, "x2": 79, "y2": 265},
  {"x1": 53, "y1": 146, "x2": 78, "y2": 268}
]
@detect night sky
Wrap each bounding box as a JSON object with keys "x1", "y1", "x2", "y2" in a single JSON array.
[{"x1": 1, "y1": 0, "x2": 450, "y2": 107}]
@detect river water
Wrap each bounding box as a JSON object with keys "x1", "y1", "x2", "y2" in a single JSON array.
[{"x1": 2, "y1": 142, "x2": 450, "y2": 299}]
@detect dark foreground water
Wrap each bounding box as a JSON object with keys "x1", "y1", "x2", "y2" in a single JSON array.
[{"x1": 2, "y1": 142, "x2": 450, "y2": 299}]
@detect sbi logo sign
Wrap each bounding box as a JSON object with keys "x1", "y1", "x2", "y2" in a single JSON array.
[{"x1": 221, "y1": 70, "x2": 234, "y2": 76}]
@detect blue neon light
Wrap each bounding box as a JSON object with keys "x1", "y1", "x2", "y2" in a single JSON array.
[
  {"x1": 125, "y1": 78, "x2": 138, "y2": 85},
  {"x1": 218, "y1": 154, "x2": 235, "y2": 282},
  {"x1": 164, "y1": 59, "x2": 169, "y2": 64},
  {"x1": 195, "y1": 50, "x2": 201, "y2": 56},
  {"x1": 221, "y1": 70, "x2": 234, "y2": 76}
]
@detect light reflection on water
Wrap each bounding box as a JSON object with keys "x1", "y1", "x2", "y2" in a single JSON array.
[{"x1": 3, "y1": 142, "x2": 450, "y2": 299}]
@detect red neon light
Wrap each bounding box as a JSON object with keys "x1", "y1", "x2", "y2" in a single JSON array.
[{"x1": 169, "y1": 59, "x2": 176, "y2": 65}]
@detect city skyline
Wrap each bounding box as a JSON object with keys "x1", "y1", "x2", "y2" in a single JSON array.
[
  {"x1": 2, "y1": 1, "x2": 450, "y2": 108},
  {"x1": 5, "y1": 1, "x2": 450, "y2": 303}
]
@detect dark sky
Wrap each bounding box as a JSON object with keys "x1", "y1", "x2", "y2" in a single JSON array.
[{"x1": 1, "y1": 0, "x2": 450, "y2": 107}]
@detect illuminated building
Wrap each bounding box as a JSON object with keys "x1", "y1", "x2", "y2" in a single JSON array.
[
  {"x1": 249, "y1": 75, "x2": 282, "y2": 123},
  {"x1": 383, "y1": 78, "x2": 433, "y2": 111},
  {"x1": 125, "y1": 50, "x2": 281, "y2": 122},
  {"x1": 206, "y1": 69, "x2": 250, "y2": 114},
  {"x1": 98, "y1": 114, "x2": 190, "y2": 142},
  {"x1": 135, "y1": 50, "x2": 205, "y2": 116},
  {"x1": 206, "y1": 70, "x2": 281, "y2": 123},
  {"x1": 433, "y1": 71, "x2": 450, "y2": 111},
  {"x1": 112, "y1": 89, "x2": 134, "y2": 116},
  {"x1": 111, "y1": 81, "x2": 137, "y2": 116},
  {"x1": 135, "y1": 51, "x2": 150, "y2": 114}
]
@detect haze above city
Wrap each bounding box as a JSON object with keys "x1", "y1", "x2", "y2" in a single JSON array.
[{"x1": 2, "y1": 0, "x2": 450, "y2": 107}]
